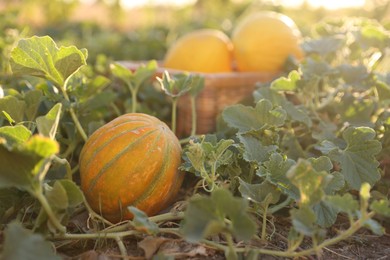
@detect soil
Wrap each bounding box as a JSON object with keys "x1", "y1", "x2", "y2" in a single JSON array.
[{"x1": 57, "y1": 206, "x2": 390, "y2": 260}]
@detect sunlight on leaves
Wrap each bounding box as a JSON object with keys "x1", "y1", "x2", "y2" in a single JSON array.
[
  {"x1": 10, "y1": 35, "x2": 87, "y2": 88},
  {"x1": 0, "y1": 125, "x2": 31, "y2": 147},
  {"x1": 287, "y1": 159, "x2": 329, "y2": 206},
  {"x1": 0, "y1": 135, "x2": 59, "y2": 190},
  {"x1": 36, "y1": 103, "x2": 62, "y2": 140}
]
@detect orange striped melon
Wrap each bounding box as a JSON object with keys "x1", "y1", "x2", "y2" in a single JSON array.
[{"x1": 79, "y1": 113, "x2": 183, "y2": 223}]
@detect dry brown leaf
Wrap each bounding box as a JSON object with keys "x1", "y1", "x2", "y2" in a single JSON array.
[{"x1": 138, "y1": 236, "x2": 167, "y2": 259}]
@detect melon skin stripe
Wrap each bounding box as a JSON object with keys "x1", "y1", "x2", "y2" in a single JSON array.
[{"x1": 79, "y1": 113, "x2": 183, "y2": 223}]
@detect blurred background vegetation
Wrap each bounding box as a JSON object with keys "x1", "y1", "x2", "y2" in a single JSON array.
[{"x1": 1, "y1": 0, "x2": 389, "y2": 68}]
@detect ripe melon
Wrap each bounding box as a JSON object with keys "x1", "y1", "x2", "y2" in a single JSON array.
[
  {"x1": 163, "y1": 29, "x2": 234, "y2": 73},
  {"x1": 232, "y1": 11, "x2": 304, "y2": 73},
  {"x1": 79, "y1": 113, "x2": 183, "y2": 223}
]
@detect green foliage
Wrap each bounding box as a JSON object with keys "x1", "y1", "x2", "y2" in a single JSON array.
[
  {"x1": 1, "y1": 222, "x2": 61, "y2": 260},
  {"x1": 0, "y1": 13, "x2": 389, "y2": 260}
]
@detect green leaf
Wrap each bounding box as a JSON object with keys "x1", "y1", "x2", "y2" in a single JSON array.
[
  {"x1": 290, "y1": 206, "x2": 317, "y2": 236},
  {"x1": 307, "y1": 156, "x2": 333, "y2": 173},
  {"x1": 57, "y1": 179, "x2": 84, "y2": 208},
  {"x1": 258, "y1": 153, "x2": 299, "y2": 200},
  {"x1": 189, "y1": 75, "x2": 205, "y2": 97},
  {"x1": 238, "y1": 178, "x2": 281, "y2": 205},
  {"x1": 313, "y1": 201, "x2": 340, "y2": 228},
  {"x1": 180, "y1": 194, "x2": 224, "y2": 242},
  {"x1": 128, "y1": 206, "x2": 159, "y2": 235},
  {"x1": 0, "y1": 125, "x2": 32, "y2": 147},
  {"x1": 270, "y1": 70, "x2": 300, "y2": 91},
  {"x1": 182, "y1": 137, "x2": 234, "y2": 179},
  {"x1": 222, "y1": 99, "x2": 287, "y2": 133},
  {"x1": 363, "y1": 218, "x2": 385, "y2": 236},
  {"x1": 301, "y1": 36, "x2": 345, "y2": 56},
  {"x1": 10, "y1": 35, "x2": 87, "y2": 88},
  {"x1": 45, "y1": 181, "x2": 68, "y2": 210},
  {"x1": 157, "y1": 71, "x2": 192, "y2": 98},
  {"x1": 325, "y1": 127, "x2": 382, "y2": 190},
  {"x1": 110, "y1": 62, "x2": 134, "y2": 87},
  {"x1": 181, "y1": 189, "x2": 256, "y2": 242},
  {"x1": 323, "y1": 172, "x2": 345, "y2": 195},
  {"x1": 36, "y1": 103, "x2": 62, "y2": 140},
  {"x1": 287, "y1": 159, "x2": 329, "y2": 206},
  {"x1": 1, "y1": 221, "x2": 61, "y2": 260},
  {"x1": 336, "y1": 96, "x2": 375, "y2": 125},
  {"x1": 325, "y1": 194, "x2": 359, "y2": 213},
  {"x1": 24, "y1": 90, "x2": 43, "y2": 121},
  {"x1": 0, "y1": 95, "x2": 26, "y2": 123},
  {"x1": 0, "y1": 135, "x2": 59, "y2": 190},
  {"x1": 238, "y1": 134, "x2": 278, "y2": 163},
  {"x1": 253, "y1": 88, "x2": 312, "y2": 127},
  {"x1": 370, "y1": 199, "x2": 390, "y2": 217}
]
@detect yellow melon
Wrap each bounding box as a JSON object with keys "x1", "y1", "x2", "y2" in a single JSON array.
[
  {"x1": 232, "y1": 11, "x2": 304, "y2": 73},
  {"x1": 163, "y1": 29, "x2": 234, "y2": 73}
]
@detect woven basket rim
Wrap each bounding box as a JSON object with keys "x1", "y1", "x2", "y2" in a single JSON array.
[{"x1": 117, "y1": 60, "x2": 278, "y2": 79}]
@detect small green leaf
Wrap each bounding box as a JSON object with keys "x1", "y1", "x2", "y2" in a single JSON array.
[
  {"x1": 128, "y1": 206, "x2": 159, "y2": 235},
  {"x1": 157, "y1": 71, "x2": 192, "y2": 98},
  {"x1": 36, "y1": 103, "x2": 62, "y2": 140},
  {"x1": 189, "y1": 75, "x2": 205, "y2": 97},
  {"x1": 270, "y1": 70, "x2": 300, "y2": 91},
  {"x1": 1, "y1": 221, "x2": 61, "y2": 260},
  {"x1": 308, "y1": 156, "x2": 333, "y2": 173},
  {"x1": 363, "y1": 218, "x2": 385, "y2": 236},
  {"x1": 0, "y1": 96, "x2": 26, "y2": 123},
  {"x1": 110, "y1": 62, "x2": 134, "y2": 87},
  {"x1": 370, "y1": 199, "x2": 390, "y2": 217},
  {"x1": 0, "y1": 125, "x2": 32, "y2": 147},
  {"x1": 10, "y1": 35, "x2": 87, "y2": 88}
]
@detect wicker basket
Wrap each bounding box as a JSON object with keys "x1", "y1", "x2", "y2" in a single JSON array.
[{"x1": 120, "y1": 61, "x2": 277, "y2": 136}]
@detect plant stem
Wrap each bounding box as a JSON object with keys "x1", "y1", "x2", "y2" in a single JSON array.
[
  {"x1": 201, "y1": 211, "x2": 376, "y2": 258},
  {"x1": 171, "y1": 98, "x2": 178, "y2": 134},
  {"x1": 129, "y1": 86, "x2": 138, "y2": 113},
  {"x1": 115, "y1": 236, "x2": 128, "y2": 258},
  {"x1": 261, "y1": 200, "x2": 270, "y2": 241},
  {"x1": 149, "y1": 211, "x2": 185, "y2": 223},
  {"x1": 60, "y1": 88, "x2": 88, "y2": 142},
  {"x1": 190, "y1": 96, "x2": 197, "y2": 136},
  {"x1": 34, "y1": 190, "x2": 66, "y2": 233}
]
